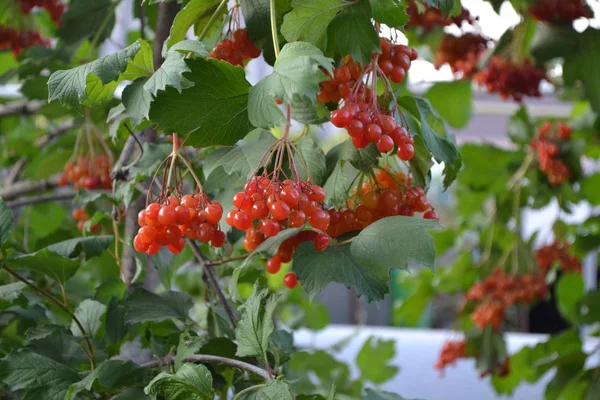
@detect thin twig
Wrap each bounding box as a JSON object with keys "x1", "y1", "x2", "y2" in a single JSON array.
[
  {"x1": 0, "y1": 176, "x2": 60, "y2": 201},
  {"x1": 207, "y1": 253, "x2": 249, "y2": 266},
  {"x1": 140, "y1": 353, "x2": 271, "y2": 381},
  {"x1": 198, "y1": 0, "x2": 229, "y2": 41},
  {"x1": 187, "y1": 240, "x2": 237, "y2": 327},
  {"x1": 5, "y1": 191, "x2": 76, "y2": 208},
  {"x1": 0, "y1": 100, "x2": 45, "y2": 118}
]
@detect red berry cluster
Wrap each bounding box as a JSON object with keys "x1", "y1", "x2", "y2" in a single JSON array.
[
  {"x1": 0, "y1": 27, "x2": 51, "y2": 55},
  {"x1": 317, "y1": 56, "x2": 362, "y2": 104},
  {"x1": 529, "y1": 0, "x2": 592, "y2": 23},
  {"x1": 135, "y1": 194, "x2": 225, "y2": 255},
  {"x1": 59, "y1": 155, "x2": 112, "y2": 190},
  {"x1": 434, "y1": 33, "x2": 489, "y2": 78},
  {"x1": 474, "y1": 56, "x2": 546, "y2": 102},
  {"x1": 465, "y1": 268, "x2": 548, "y2": 331},
  {"x1": 377, "y1": 38, "x2": 418, "y2": 84},
  {"x1": 327, "y1": 168, "x2": 438, "y2": 238},
  {"x1": 17, "y1": 0, "x2": 65, "y2": 23},
  {"x1": 406, "y1": 0, "x2": 476, "y2": 31},
  {"x1": 531, "y1": 121, "x2": 573, "y2": 185},
  {"x1": 434, "y1": 340, "x2": 467, "y2": 372},
  {"x1": 210, "y1": 29, "x2": 261, "y2": 67},
  {"x1": 72, "y1": 208, "x2": 99, "y2": 232},
  {"x1": 535, "y1": 241, "x2": 582, "y2": 275}
]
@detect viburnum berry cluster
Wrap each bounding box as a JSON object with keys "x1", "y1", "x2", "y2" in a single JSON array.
[
  {"x1": 464, "y1": 267, "x2": 548, "y2": 331},
  {"x1": 225, "y1": 137, "x2": 330, "y2": 289},
  {"x1": 535, "y1": 240, "x2": 582, "y2": 275},
  {"x1": 326, "y1": 38, "x2": 417, "y2": 158},
  {"x1": 327, "y1": 166, "x2": 438, "y2": 238},
  {"x1": 134, "y1": 135, "x2": 225, "y2": 255},
  {"x1": 531, "y1": 121, "x2": 573, "y2": 185},
  {"x1": 58, "y1": 121, "x2": 114, "y2": 190},
  {"x1": 434, "y1": 340, "x2": 467, "y2": 373},
  {"x1": 474, "y1": 56, "x2": 546, "y2": 101},
  {"x1": 209, "y1": 6, "x2": 260, "y2": 66},
  {"x1": 434, "y1": 33, "x2": 490, "y2": 78},
  {"x1": 72, "y1": 208, "x2": 98, "y2": 232},
  {"x1": 0, "y1": 27, "x2": 51, "y2": 55},
  {"x1": 406, "y1": 0, "x2": 476, "y2": 31},
  {"x1": 17, "y1": 0, "x2": 65, "y2": 23},
  {"x1": 529, "y1": 0, "x2": 592, "y2": 23}
]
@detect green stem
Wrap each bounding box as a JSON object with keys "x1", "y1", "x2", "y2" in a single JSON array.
[
  {"x1": 269, "y1": 0, "x2": 280, "y2": 58},
  {"x1": 198, "y1": 0, "x2": 229, "y2": 41},
  {"x1": 232, "y1": 384, "x2": 265, "y2": 400}
]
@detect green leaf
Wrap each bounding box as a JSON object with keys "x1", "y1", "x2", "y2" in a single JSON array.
[
  {"x1": 144, "y1": 52, "x2": 194, "y2": 97},
  {"x1": 113, "y1": 388, "x2": 151, "y2": 400},
  {"x1": 176, "y1": 331, "x2": 206, "y2": 371},
  {"x1": 281, "y1": 0, "x2": 348, "y2": 49},
  {"x1": 124, "y1": 289, "x2": 194, "y2": 324},
  {"x1": 0, "y1": 198, "x2": 14, "y2": 245},
  {"x1": 581, "y1": 173, "x2": 600, "y2": 205},
  {"x1": 66, "y1": 360, "x2": 147, "y2": 400},
  {"x1": 122, "y1": 78, "x2": 153, "y2": 127},
  {"x1": 295, "y1": 135, "x2": 327, "y2": 186},
  {"x1": 356, "y1": 337, "x2": 398, "y2": 384},
  {"x1": 166, "y1": 0, "x2": 222, "y2": 49},
  {"x1": 423, "y1": 0, "x2": 455, "y2": 16},
  {"x1": 47, "y1": 235, "x2": 114, "y2": 259},
  {"x1": 364, "y1": 388, "x2": 416, "y2": 400},
  {"x1": 48, "y1": 41, "x2": 142, "y2": 112},
  {"x1": 563, "y1": 28, "x2": 600, "y2": 114},
  {"x1": 249, "y1": 42, "x2": 332, "y2": 128},
  {"x1": 70, "y1": 299, "x2": 107, "y2": 338},
  {"x1": 291, "y1": 95, "x2": 330, "y2": 125},
  {"x1": 557, "y1": 273, "x2": 584, "y2": 324},
  {"x1": 0, "y1": 352, "x2": 79, "y2": 400},
  {"x1": 252, "y1": 380, "x2": 294, "y2": 399},
  {"x1": 0, "y1": 282, "x2": 26, "y2": 303},
  {"x1": 397, "y1": 96, "x2": 461, "y2": 188},
  {"x1": 326, "y1": 1, "x2": 380, "y2": 65},
  {"x1": 507, "y1": 106, "x2": 534, "y2": 144},
  {"x1": 326, "y1": 140, "x2": 380, "y2": 174},
  {"x1": 236, "y1": 283, "x2": 282, "y2": 358},
  {"x1": 149, "y1": 58, "x2": 253, "y2": 147},
  {"x1": 369, "y1": 0, "x2": 409, "y2": 29},
  {"x1": 323, "y1": 160, "x2": 349, "y2": 204},
  {"x1": 57, "y1": 0, "x2": 115, "y2": 45},
  {"x1": 203, "y1": 129, "x2": 276, "y2": 180},
  {"x1": 409, "y1": 135, "x2": 433, "y2": 189},
  {"x1": 122, "y1": 39, "x2": 154, "y2": 81},
  {"x1": 424, "y1": 81, "x2": 472, "y2": 129},
  {"x1": 530, "y1": 24, "x2": 579, "y2": 64},
  {"x1": 294, "y1": 216, "x2": 439, "y2": 302},
  {"x1": 6, "y1": 251, "x2": 77, "y2": 285},
  {"x1": 145, "y1": 363, "x2": 214, "y2": 400}
]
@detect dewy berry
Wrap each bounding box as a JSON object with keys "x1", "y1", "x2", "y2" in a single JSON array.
[{"x1": 209, "y1": 6, "x2": 260, "y2": 66}]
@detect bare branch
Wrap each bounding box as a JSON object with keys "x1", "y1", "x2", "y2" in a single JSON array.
[
  {"x1": 140, "y1": 354, "x2": 271, "y2": 381},
  {"x1": 35, "y1": 120, "x2": 76, "y2": 147},
  {"x1": 0, "y1": 100, "x2": 45, "y2": 118},
  {"x1": 0, "y1": 176, "x2": 60, "y2": 201},
  {"x1": 5, "y1": 191, "x2": 76, "y2": 208}
]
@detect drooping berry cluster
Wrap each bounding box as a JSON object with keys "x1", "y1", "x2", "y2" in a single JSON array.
[
  {"x1": 406, "y1": 0, "x2": 476, "y2": 31},
  {"x1": 210, "y1": 28, "x2": 261, "y2": 66},
  {"x1": 327, "y1": 167, "x2": 438, "y2": 238},
  {"x1": 317, "y1": 56, "x2": 362, "y2": 104},
  {"x1": 529, "y1": 0, "x2": 592, "y2": 23},
  {"x1": 531, "y1": 121, "x2": 573, "y2": 185},
  {"x1": 135, "y1": 193, "x2": 225, "y2": 255},
  {"x1": 474, "y1": 56, "x2": 546, "y2": 102},
  {"x1": 0, "y1": 27, "x2": 51, "y2": 55},
  {"x1": 434, "y1": 33, "x2": 489, "y2": 78},
  {"x1": 434, "y1": 340, "x2": 467, "y2": 373},
  {"x1": 17, "y1": 0, "x2": 66, "y2": 23},
  {"x1": 72, "y1": 208, "x2": 98, "y2": 232},
  {"x1": 59, "y1": 155, "x2": 112, "y2": 190},
  {"x1": 465, "y1": 268, "x2": 548, "y2": 331},
  {"x1": 535, "y1": 240, "x2": 582, "y2": 275}
]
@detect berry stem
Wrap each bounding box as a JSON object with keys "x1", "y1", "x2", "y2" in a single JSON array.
[
  {"x1": 269, "y1": 0, "x2": 280, "y2": 58},
  {"x1": 198, "y1": 0, "x2": 229, "y2": 41},
  {"x1": 176, "y1": 152, "x2": 204, "y2": 191}
]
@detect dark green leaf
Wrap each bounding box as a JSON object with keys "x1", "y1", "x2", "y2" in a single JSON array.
[
  {"x1": 6, "y1": 250, "x2": 79, "y2": 285},
  {"x1": 145, "y1": 363, "x2": 214, "y2": 400},
  {"x1": 364, "y1": 388, "x2": 416, "y2": 400},
  {"x1": 124, "y1": 289, "x2": 194, "y2": 324},
  {"x1": 70, "y1": 299, "x2": 107, "y2": 338},
  {"x1": 556, "y1": 273, "x2": 584, "y2": 324},
  {"x1": 291, "y1": 95, "x2": 330, "y2": 125},
  {"x1": 66, "y1": 360, "x2": 147, "y2": 400},
  {"x1": 252, "y1": 380, "x2": 294, "y2": 399},
  {"x1": 113, "y1": 388, "x2": 151, "y2": 400},
  {"x1": 144, "y1": 52, "x2": 194, "y2": 97},
  {"x1": 563, "y1": 28, "x2": 600, "y2": 113},
  {"x1": 0, "y1": 198, "x2": 14, "y2": 245},
  {"x1": 423, "y1": 0, "x2": 455, "y2": 16},
  {"x1": 57, "y1": 0, "x2": 115, "y2": 45},
  {"x1": 530, "y1": 24, "x2": 579, "y2": 64},
  {"x1": 149, "y1": 58, "x2": 253, "y2": 147},
  {"x1": 424, "y1": 80, "x2": 472, "y2": 129},
  {"x1": 409, "y1": 135, "x2": 433, "y2": 189},
  {"x1": 167, "y1": 0, "x2": 222, "y2": 48},
  {"x1": 281, "y1": 0, "x2": 348, "y2": 49},
  {"x1": 236, "y1": 283, "x2": 282, "y2": 358},
  {"x1": 176, "y1": 331, "x2": 206, "y2": 371},
  {"x1": 323, "y1": 160, "x2": 349, "y2": 205},
  {"x1": 581, "y1": 173, "x2": 600, "y2": 205},
  {"x1": 356, "y1": 337, "x2": 398, "y2": 384},
  {"x1": 46, "y1": 235, "x2": 113, "y2": 259},
  {"x1": 122, "y1": 78, "x2": 152, "y2": 127},
  {"x1": 370, "y1": 0, "x2": 409, "y2": 29},
  {"x1": 295, "y1": 135, "x2": 327, "y2": 186}
]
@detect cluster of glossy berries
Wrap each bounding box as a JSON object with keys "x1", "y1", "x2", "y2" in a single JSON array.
[
  {"x1": 0, "y1": 27, "x2": 50, "y2": 55},
  {"x1": 406, "y1": 0, "x2": 476, "y2": 31},
  {"x1": 535, "y1": 241, "x2": 582, "y2": 275},
  {"x1": 434, "y1": 340, "x2": 467, "y2": 373},
  {"x1": 59, "y1": 155, "x2": 112, "y2": 190},
  {"x1": 17, "y1": 0, "x2": 65, "y2": 23},
  {"x1": 529, "y1": 0, "x2": 592, "y2": 23},
  {"x1": 475, "y1": 56, "x2": 546, "y2": 102},
  {"x1": 210, "y1": 29, "x2": 260, "y2": 67},
  {"x1": 134, "y1": 194, "x2": 225, "y2": 255},
  {"x1": 465, "y1": 268, "x2": 548, "y2": 331},
  {"x1": 72, "y1": 208, "x2": 98, "y2": 232},
  {"x1": 377, "y1": 38, "x2": 418, "y2": 84},
  {"x1": 531, "y1": 121, "x2": 573, "y2": 185},
  {"x1": 327, "y1": 168, "x2": 438, "y2": 238},
  {"x1": 317, "y1": 56, "x2": 362, "y2": 104},
  {"x1": 434, "y1": 33, "x2": 489, "y2": 78}
]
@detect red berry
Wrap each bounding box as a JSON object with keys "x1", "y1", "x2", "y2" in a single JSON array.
[
  {"x1": 205, "y1": 202, "x2": 223, "y2": 224},
  {"x1": 289, "y1": 210, "x2": 307, "y2": 227},
  {"x1": 308, "y1": 210, "x2": 330, "y2": 231},
  {"x1": 251, "y1": 201, "x2": 269, "y2": 219},
  {"x1": 352, "y1": 136, "x2": 369, "y2": 149},
  {"x1": 260, "y1": 219, "x2": 280, "y2": 237},
  {"x1": 211, "y1": 230, "x2": 226, "y2": 247},
  {"x1": 233, "y1": 211, "x2": 252, "y2": 230},
  {"x1": 347, "y1": 120, "x2": 365, "y2": 138},
  {"x1": 308, "y1": 185, "x2": 326, "y2": 202},
  {"x1": 398, "y1": 144, "x2": 415, "y2": 160},
  {"x1": 226, "y1": 210, "x2": 237, "y2": 226},
  {"x1": 280, "y1": 186, "x2": 300, "y2": 207},
  {"x1": 271, "y1": 201, "x2": 291, "y2": 220},
  {"x1": 365, "y1": 124, "x2": 383, "y2": 142},
  {"x1": 313, "y1": 234, "x2": 330, "y2": 252},
  {"x1": 158, "y1": 205, "x2": 177, "y2": 226},
  {"x1": 391, "y1": 66, "x2": 406, "y2": 83},
  {"x1": 331, "y1": 109, "x2": 352, "y2": 128},
  {"x1": 283, "y1": 272, "x2": 298, "y2": 289},
  {"x1": 145, "y1": 203, "x2": 161, "y2": 220},
  {"x1": 175, "y1": 206, "x2": 191, "y2": 225},
  {"x1": 423, "y1": 210, "x2": 439, "y2": 220},
  {"x1": 266, "y1": 256, "x2": 282, "y2": 274},
  {"x1": 134, "y1": 235, "x2": 149, "y2": 252},
  {"x1": 376, "y1": 135, "x2": 394, "y2": 153}
]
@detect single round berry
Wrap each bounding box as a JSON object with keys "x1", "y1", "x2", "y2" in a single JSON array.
[
  {"x1": 423, "y1": 210, "x2": 439, "y2": 220},
  {"x1": 280, "y1": 186, "x2": 300, "y2": 207},
  {"x1": 283, "y1": 272, "x2": 298, "y2": 289},
  {"x1": 313, "y1": 233, "x2": 330, "y2": 252},
  {"x1": 145, "y1": 203, "x2": 161, "y2": 220},
  {"x1": 266, "y1": 256, "x2": 282, "y2": 274},
  {"x1": 233, "y1": 211, "x2": 252, "y2": 230},
  {"x1": 289, "y1": 210, "x2": 307, "y2": 228},
  {"x1": 348, "y1": 120, "x2": 365, "y2": 138},
  {"x1": 261, "y1": 219, "x2": 281, "y2": 237},
  {"x1": 398, "y1": 144, "x2": 415, "y2": 161},
  {"x1": 376, "y1": 135, "x2": 394, "y2": 153},
  {"x1": 211, "y1": 230, "x2": 226, "y2": 247},
  {"x1": 331, "y1": 109, "x2": 352, "y2": 128},
  {"x1": 158, "y1": 205, "x2": 177, "y2": 226},
  {"x1": 271, "y1": 201, "x2": 291, "y2": 220},
  {"x1": 308, "y1": 210, "x2": 330, "y2": 231}
]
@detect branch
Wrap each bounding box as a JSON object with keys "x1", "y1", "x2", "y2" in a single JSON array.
[
  {"x1": 0, "y1": 175, "x2": 59, "y2": 201},
  {"x1": 140, "y1": 354, "x2": 271, "y2": 381},
  {"x1": 35, "y1": 120, "x2": 76, "y2": 148},
  {"x1": 5, "y1": 191, "x2": 76, "y2": 208},
  {"x1": 0, "y1": 100, "x2": 45, "y2": 118},
  {"x1": 187, "y1": 240, "x2": 237, "y2": 327},
  {"x1": 110, "y1": 131, "x2": 142, "y2": 182}
]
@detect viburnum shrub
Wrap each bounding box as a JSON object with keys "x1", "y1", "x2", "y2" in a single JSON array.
[{"x1": 1, "y1": 0, "x2": 600, "y2": 399}]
